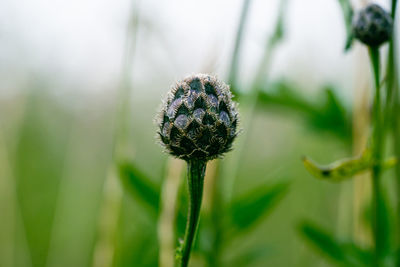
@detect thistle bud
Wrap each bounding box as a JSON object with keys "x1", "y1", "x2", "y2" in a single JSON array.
[
  {"x1": 157, "y1": 74, "x2": 239, "y2": 161},
  {"x1": 352, "y1": 4, "x2": 393, "y2": 47}
]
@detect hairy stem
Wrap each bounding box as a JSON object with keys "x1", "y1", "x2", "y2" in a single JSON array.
[
  {"x1": 180, "y1": 160, "x2": 207, "y2": 267},
  {"x1": 369, "y1": 47, "x2": 383, "y2": 265}
]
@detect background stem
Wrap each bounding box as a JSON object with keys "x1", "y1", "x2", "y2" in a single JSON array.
[
  {"x1": 369, "y1": 47, "x2": 383, "y2": 265},
  {"x1": 228, "y1": 0, "x2": 252, "y2": 91},
  {"x1": 158, "y1": 158, "x2": 184, "y2": 267},
  {"x1": 206, "y1": 162, "x2": 223, "y2": 267},
  {"x1": 386, "y1": 0, "x2": 400, "y2": 265},
  {"x1": 92, "y1": 2, "x2": 140, "y2": 266},
  {"x1": 203, "y1": 1, "x2": 254, "y2": 265},
  {"x1": 180, "y1": 160, "x2": 207, "y2": 267}
]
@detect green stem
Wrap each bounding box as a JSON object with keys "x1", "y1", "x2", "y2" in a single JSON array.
[
  {"x1": 386, "y1": 1, "x2": 400, "y2": 265},
  {"x1": 205, "y1": 2, "x2": 253, "y2": 265},
  {"x1": 369, "y1": 47, "x2": 383, "y2": 265},
  {"x1": 392, "y1": 0, "x2": 398, "y2": 19},
  {"x1": 253, "y1": 0, "x2": 287, "y2": 87},
  {"x1": 205, "y1": 162, "x2": 222, "y2": 267},
  {"x1": 180, "y1": 160, "x2": 207, "y2": 267},
  {"x1": 372, "y1": 167, "x2": 382, "y2": 265},
  {"x1": 394, "y1": 71, "x2": 400, "y2": 267},
  {"x1": 228, "y1": 0, "x2": 252, "y2": 92}
]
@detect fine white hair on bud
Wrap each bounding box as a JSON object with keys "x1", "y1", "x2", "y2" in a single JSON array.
[{"x1": 157, "y1": 74, "x2": 239, "y2": 161}]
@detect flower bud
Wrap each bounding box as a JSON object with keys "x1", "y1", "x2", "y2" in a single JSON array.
[
  {"x1": 352, "y1": 4, "x2": 393, "y2": 47},
  {"x1": 158, "y1": 74, "x2": 239, "y2": 161}
]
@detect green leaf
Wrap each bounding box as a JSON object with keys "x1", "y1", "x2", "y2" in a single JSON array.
[
  {"x1": 311, "y1": 87, "x2": 350, "y2": 140},
  {"x1": 257, "y1": 82, "x2": 314, "y2": 113},
  {"x1": 229, "y1": 182, "x2": 289, "y2": 231},
  {"x1": 256, "y1": 82, "x2": 352, "y2": 143},
  {"x1": 299, "y1": 221, "x2": 346, "y2": 263},
  {"x1": 341, "y1": 243, "x2": 373, "y2": 266},
  {"x1": 228, "y1": 245, "x2": 272, "y2": 267},
  {"x1": 299, "y1": 221, "x2": 372, "y2": 266},
  {"x1": 118, "y1": 162, "x2": 160, "y2": 215},
  {"x1": 336, "y1": 0, "x2": 354, "y2": 51}
]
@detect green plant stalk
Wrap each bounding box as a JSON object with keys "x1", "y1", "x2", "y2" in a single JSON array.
[
  {"x1": 393, "y1": 70, "x2": 400, "y2": 267},
  {"x1": 206, "y1": 162, "x2": 223, "y2": 267},
  {"x1": 180, "y1": 160, "x2": 207, "y2": 267},
  {"x1": 92, "y1": 2, "x2": 139, "y2": 265},
  {"x1": 384, "y1": 0, "x2": 397, "y2": 131},
  {"x1": 224, "y1": 0, "x2": 287, "y2": 203},
  {"x1": 253, "y1": 0, "x2": 287, "y2": 87},
  {"x1": 385, "y1": 1, "x2": 400, "y2": 265},
  {"x1": 228, "y1": 0, "x2": 252, "y2": 91},
  {"x1": 369, "y1": 47, "x2": 383, "y2": 265},
  {"x1": 206, "y1": 1, "x2": 286, "y2": 264},
  {"x1": 207, "y1": 5, "x2": 288, "y2": 265},
  {"x1": 203, "y1": 1, "x2": 253, "y2": 265},
  {"x1": 392, "y1": 0, "x2": 397, "y2": 19}
]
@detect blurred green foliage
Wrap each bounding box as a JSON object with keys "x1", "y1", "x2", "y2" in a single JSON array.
[
  {"x1": 1, "y1": 0, "x2": 399, "y2": 266},
  {"x1": 0, "y1": 72, "x2": 363, "y2": 267}
]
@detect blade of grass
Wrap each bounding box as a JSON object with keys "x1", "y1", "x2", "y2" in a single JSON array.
[
  {"x1": 385, "y1": 1, "x2": 400, "y2": 264},
  {"x1": 228, "y1": 0, "x2": 252, "y2": 92},
  {"x1": 299, "y1": 221, "x2": 370, "y2": 266},
  {"x1": 92, "y1": 1, "x2": 140, "y2": 266},
  {"x1": 0, "y1": 127, "x2": 32, "y2": 267},
  {"x1": 202, "y1": 1, "x2": 254, "y2": 265},
  {"x1": 299, "y1": 221, "x2": 347, "y2": 263},
  {"x1": 336, "y1": 0, "x2": 354, "y2": 50},
  {"x1": 369, "y1": 46, "x2": 384, "y2": 264},
  {"x1": 229, "y1": 182, "x2": 289, "y2": 232},
  {"x1": 118, "y1": 162, "x2": 160, "y2": 214},
  {"x1": 223, "y1": 0, "x2": 288, "y2": 205},
  {"x1": 158, "y1": 158, "x2": 184, "y2": 267},
  {"x1": 46, "y1": 114, "x2": 114, "y2": 267}
]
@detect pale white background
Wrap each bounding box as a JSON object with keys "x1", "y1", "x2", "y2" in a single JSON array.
[{"x1": 0, "y1": 0, "x2": 397, "y2": 100}]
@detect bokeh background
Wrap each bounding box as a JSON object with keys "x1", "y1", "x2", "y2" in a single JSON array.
[{"x1": 1, "y1": 0, "x2": 399, "y2": 266}]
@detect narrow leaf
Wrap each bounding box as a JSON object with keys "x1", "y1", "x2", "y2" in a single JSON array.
[
  {"x1": 256, "y1": 82, "x2": 352, "y2": 143},
  {"x1": 336, "y1": 0, "x2": 354, "y2": 51},
  {"x1": 118, "y1": 162, "x2": 160, "y2": 214},
  {"x1": 299, "y1": 221, "x2": 346, "y2": 263},
  {"x1": 300, "y1": 221, "x2": 373, "y2": 266},
  {"x1": 341, "y1": 243, "x2": 373, "y2": 266},
  {"x1": 229, "y1": 182, "x2": 289, "y2": 230},
  {"x1": 313, "y1": 87, "x2": 350, "y2": 140},
  {"x1": 228, "y1": 245, "x2": 272, "y2": 267}
]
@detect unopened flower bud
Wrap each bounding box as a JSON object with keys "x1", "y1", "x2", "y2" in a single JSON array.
[
  {"x1": 158, "y1": 74, "x2": 239, "y2": 161},
  {"x1": 352, "y1": 4, "x2": 393, "y2": 47}
]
